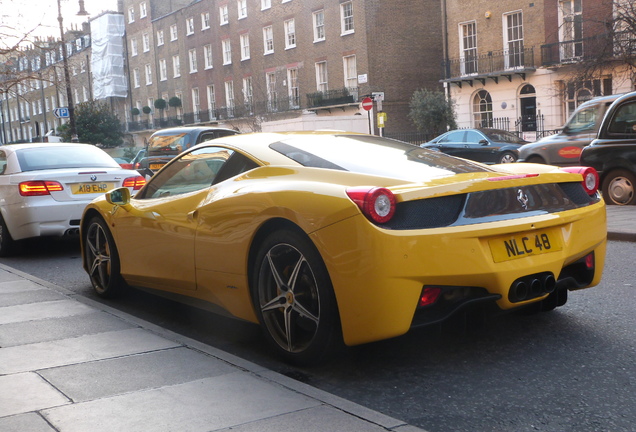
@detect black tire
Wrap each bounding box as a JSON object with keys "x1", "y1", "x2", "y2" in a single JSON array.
[
  {"x1": 0, "y1": 214, "x2": 16, "y2": 257},
  {"x1": 526, "y1": 156, "x2": 546, "y2": 164},
  {"x1": 83, "y1": 216, "x2": 127, "y2": 298},
  {"x1": 602, "y1": 169, "x2": 636, "y2": 205},
  {"x1": 252, "y1": 229, "x2": 341, "y2": 365},
  {"x1": 499, "y1": 151, "x2": 517, "y2": 164}
]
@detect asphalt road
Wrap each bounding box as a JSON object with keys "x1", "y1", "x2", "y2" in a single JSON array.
[{"x1": 2, "y1": 237, "x2": 635, "y2": 432}]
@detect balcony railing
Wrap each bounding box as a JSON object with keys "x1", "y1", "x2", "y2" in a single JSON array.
[
  {"x1": 306, "y1": 87, "x2": 358, "y2": 108},
  {"x1": 442, "y1": 47, "x2": 534, "y2": 80},
  {"x1": 541, "y1": 34, "x2": 613, "y2": 66}
]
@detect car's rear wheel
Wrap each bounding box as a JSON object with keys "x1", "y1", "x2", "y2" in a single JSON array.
[
  {"x1": 499, "y1": 151, "x2": 517, "y2": 163},
  {"x1": 84, "y1": 217, "x2": 127, "y2": 297},
  {"x1": 602, "y1": 169, "x2": 636, "y2": 205},
  {"x1": 526, "y1": 156, "x2": 546, "y2": 164},
  {"x1": 252, "y1": 229, "x2": 340, "y2": 365},
  {"x1": 0, "y1": 215, "x2": 16, "y2": 257}
]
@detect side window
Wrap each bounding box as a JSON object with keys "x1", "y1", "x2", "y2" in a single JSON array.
[
  {"x1": 607, "y1": 101, "x2": 636, "y2": 137},
  {"x1": 439, "y1": 131, "x2": 465, "y2": 143},
  {"x1": 139, "y1": 147, "x2": 234, "y2": 199},
  {"x1": 213, "y1": 152, "x2": 258, "y2": 184},
  {"x1": 0, "y1": 151, "x2": 6, "y2": 174},
  {"x1": 465, "y1": 130, "x2": 483, "y2": 144}
]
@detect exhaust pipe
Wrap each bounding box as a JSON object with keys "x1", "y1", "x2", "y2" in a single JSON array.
[
  {"x1": 510, "y1": 280, "x2": 528, "y2": 302},
  {"x1": 530, "y1": 279, "x2": 542, "y2": 295},
  {"x1": 541, "y1": 274, "x2": 556, "y2": 293}
]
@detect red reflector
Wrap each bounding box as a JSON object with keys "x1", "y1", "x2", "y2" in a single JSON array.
[
  {"x1": 418, "y1": 286, "x2": 442, "y2": 307},
  {"x1": 19, "y1": 181, "x2": 64, "y2": 196},
  {"x1": 585, "y1": 253, "x2": 594, "y2": 269},
  {"x1": 122, "y1": 176, "x2": 146, "y2": 191}
]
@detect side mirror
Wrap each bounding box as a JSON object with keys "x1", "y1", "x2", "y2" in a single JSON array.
[
  {"x1": 106, "y1": 187, "x2": 131, "y2": 206},
  {"x1": 479, "y1": 139, "x2": 489, "y2": 146}
]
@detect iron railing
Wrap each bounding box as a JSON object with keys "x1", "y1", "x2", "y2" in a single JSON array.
[{"x1": 442, "y1": 47, "x2": 535, "y2": 80}]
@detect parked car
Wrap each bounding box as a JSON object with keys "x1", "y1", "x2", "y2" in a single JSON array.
[
  {"x1": 581, "y1": 91, "x2": 636, "y2": 205},
  {"x1": 113, "y1": 157, "x2": 133, "y2": 170},
  {"x1": 137, "y1": 126, "x2": 239, "y2": 175},
  {"x1": 0, "y1": 143, "x2": 146, "y2": 256},
  {"x1": 81, "y1": 131, "x2": 606, "y2": 364},
  {"x1": 519, "y1": 94, "x2": 621, "y2": 166},
  {"x1": 421, "y1": 128, "x2": 529, "y2": 164}
]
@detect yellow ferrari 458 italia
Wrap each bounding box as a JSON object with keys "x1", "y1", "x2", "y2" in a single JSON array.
[{"x1": 80, "y1": 132, "x2": 606, "y2": 364}]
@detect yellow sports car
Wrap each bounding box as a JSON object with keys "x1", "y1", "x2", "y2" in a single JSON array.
[{"x1": 80, "y1": 132, "x2": 606, "y2": 364}]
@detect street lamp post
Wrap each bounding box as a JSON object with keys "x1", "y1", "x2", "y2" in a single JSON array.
[{"x1": 56, "y1": 0, "x2": 89, "y2": 143}]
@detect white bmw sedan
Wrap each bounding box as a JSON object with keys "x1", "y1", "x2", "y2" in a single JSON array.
[{"x1": 0, "y1": 143, "x2": 145, "y2": 256}]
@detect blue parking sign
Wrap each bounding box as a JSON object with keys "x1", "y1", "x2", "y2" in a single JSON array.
[{"x1": 54, "y1": 107, "x2": 70, "y2": 119}]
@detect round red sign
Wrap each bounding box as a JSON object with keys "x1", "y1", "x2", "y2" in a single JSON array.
[{"x1": 361, "y1": 97, "x2": 373, "y2": 111}]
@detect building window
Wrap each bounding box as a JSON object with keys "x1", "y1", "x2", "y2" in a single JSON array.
[
  {"x1": 315, "y1": 61, "x2": 328, "y2": 92},
  {"x1": 343, "y1": 55, "x2": 357, "y2": 97},
  {"x1": 222, "y1": 39, "x2": 232, "y2": 64},
  {"x1": 261, "y1": 0, "x2": 271, "y2": 10},
  {"x1": 284, "y1": 19, "x2": 296, "y2": 49},
  {"x1": 192, "y1": 88, "x2": 200, "y2": 122},
  {"x1": 170, "y1": 24, "x2": 178, "y2": 41},
  {"x1": 145, "y1": 64, "x2": 152, "y2": 85},
  {"x1": 473, "y1": 89, "x2": 493, "y2": 128},
  {"x1": 240, "y1": 33, "x2": 250, "y2": 60},
  {"x1": 142, "y1": 33, "x2": 150, "y2": 52},
  {"x1": 172, "y1": 55, "x2": 181, "y2": 77},
  {"x1": 340, "y1": 2, "x2": 354, "y2": 35},
  {"x1": 287, "y1": 68, "x2": 299, "y2": 108},
  {"x1": 133, "y1": 68, "x2": 140, "y2": 88},
  {"x1": 242, "y1": 77, "x2": 253, "y2": 112},
  {"x1": 559, "y1": 0, "x2": 583, "y2": 60},
  {"x1": 204, "y1": 44, "x2": 213, "y2": 69},
  {"x1": 263, "y1": 26, "x2": 274, "y2": 54},
  {"x1": 207, "y1": 85, "x2": 216, "y2": 119},
  {"x1": 266, "y1": 72, "x2": 277, "y2": 112},
  {"x1": 128, "y1": 6, "x2": 134, "y2": 23},
  {"x1": 140, "y1": 1, "x2": 147, "y2": 18},
  {"x1": 189, "y1": 49, "x2": 198, "y2": 73},
  {"x1": 238, "y1": 0, "x2": 247, "y2": 19},
  {"x1": 130, "y1": 38, "x2": 138, "y2": 56},
  {"x1": 157, "y1": 30, "x2": 164, "y2": 46},
  {"x1": 220, "y1": 5, "x2": 229, "y2": 25},
  {"x1": 225, "y1": 81, "x2": 235, "y2": 117},
  {"x1": 201, "y1": 12, "x2": 210, "y2": 30},
  {"x1": 313, "y1": 10, "x2": 325, "y2": 42},
  {"x1": 175, "y1": 92, "x2": 183, "y2": 118},
  {"x1": 460, "y1": 21, "x2": 478, "y2": 75},
  {"x1": 504, "y1": 11, "x2": 524, "y2": 68},
  {"x1": 186, "y1": 17, "x2": 194, "y2": 35},
  {"x1": 159, "y1": 58, "x2": 167, "y2": 81}
]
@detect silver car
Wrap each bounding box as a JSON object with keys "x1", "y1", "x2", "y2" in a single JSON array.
[{"x1": 518, "y1": 94, "x2": 620, "y2": 166}]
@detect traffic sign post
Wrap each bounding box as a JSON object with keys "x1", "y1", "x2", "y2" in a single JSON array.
[{"x1": 360, "y1": 97, "x2": 374, "y2": 134}]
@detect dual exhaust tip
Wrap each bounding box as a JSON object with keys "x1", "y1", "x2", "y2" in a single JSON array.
[{"x1": 509, "y1": 273, "x2": 556, "y2": 303}]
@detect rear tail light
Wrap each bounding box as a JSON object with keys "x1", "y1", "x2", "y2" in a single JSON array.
[
  {"x1": 562, "y1": 167, "x2": 599, "y2": 195},
  {"x1": 119, "y1": 163, "x2": 134, "y2": 170},
  {"x1": 585, "y1": 252, "x2": 595, "y2": 269},
  {"x1": 346, "y1": 186, "x2": 396, "y2": 224},
  {"x1": 19, "y1": 181, "x2": 64, "y2": 196},
  {"x1": 122, "y1": 176, "x2": 147, "y2": 190}
]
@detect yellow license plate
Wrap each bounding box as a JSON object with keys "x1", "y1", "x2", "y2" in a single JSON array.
[
  {"x1": 150, "y1": 163, "x2": 165, "y2": 170},
  {"x1": 71, "y1": 182, "x2": 116, "y2": 194},
  {"x1": 489, "y1": 228, "x2": 563, "y2": 263}
]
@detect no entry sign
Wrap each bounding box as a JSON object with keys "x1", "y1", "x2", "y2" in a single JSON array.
[{"x1": 361, "y1": 97, "x2": 373, "y2": 111}]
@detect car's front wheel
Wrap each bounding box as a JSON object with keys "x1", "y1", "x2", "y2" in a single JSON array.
[
  {"x1": 602, "y1": 169, "x2": 636, "y2": 205},
  {"x1": 83, "y1": 216, "x2": 127, "y2": 297},
  {"x1": 252, "y1": 229, "x2": 341, "y2": 365},
  {"x1": 499, "y1": 151, "x2": 517, "y2": 163}
]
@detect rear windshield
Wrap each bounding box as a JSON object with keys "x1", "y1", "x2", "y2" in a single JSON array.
[
  {"x1": 148, "y1": 133, "x2": 191, "y2": 155},
  {"x1": 270, "y1": 135, "x2": 492, "y2": 182},
  {"x1": 16, "y1": 146, "x2": 119, "y2": 172}
]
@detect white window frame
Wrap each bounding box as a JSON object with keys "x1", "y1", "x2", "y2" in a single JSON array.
[
  {"x1": 204, "y1": 44, "x2": 213, "y2": 69},
  {"x1": 284, "y1": 19, "x2": 296, "y2": 49},
  {"x1": 133, "y1": 68, "x2": 140, "y2": 88},
  {"x1": 343, "y1": 55, "x2": 357, "y2": 95},
  {"x1": 207, "y1": 85, "x2": 216, "y2": 119},
  {"x1": 503, "y1": 10, "x2": 524, "y2": 69},
  {"x1": 128, "y1": 6, "x2": 135, "y2": 23},
  {"x1": 263, "y1": 26, "x2": 274, "y2": 54},
  {"x1": 145, "y1": 64, "x2": 152, "y2": 85},
  {"x1": 186, "y1": 17, "x2": 194, "y2": 35},
  {"x1": 170, "y1": 24, "x2": 178, "y2": 41},
  {"x1": 159, "y1": 58, "x2": 167, "y2": 81},
  {"x1": 201, "y1": 12, "x2": 210, "y2": 30},
  {"x1": 266, "y1": 71, "x2": 277, "y2": 111},
  {"x1": 220, "y1": 5, "x2": 229, "y2": 25},
  {"x1": 261, "y1": 0, "x2": 271, "y2": 10},
  {"x1": 287, "y1": 68, "x2": 299, "y2": 109},
  {"x1": 240, "y1": 34, "x2": 250, "y2": 60},
  {"x1": 313, "y1": 10, "x2": 325, "y2": 42},
  {"x1": 242, "y1": 76, "x2": 253, "y2": 112},
  {"x1": 222, "y1": 39, "x2": 232, "y2": 65},
  {"x1": 130, "y1": 38, "x2": 138, "y2": 56},
  {"x1": 142, "y1": 33, "x2": 150, "y2": 52},
  {"x1": 340, "y1": 2, "x2": 354, "y2": 35},
  {"x1": 315, "y1": 61, "x2": 328, "y2": 92},
  {"x1": 140, "y1": 1, "x2": 147, "y2": 18},
  {"x1": 172, "y1": 55, "x2": 181, "y2": 78},
  {"x1": 189, "y1": 49, "x2": 198, "y2": 73},
  {"x1": 238, "y1": 0, "x2": 247, "y2": 19},
  {"x1": 192, "y1": 88, "x2": 200, "y2": 122},
  {"x1": 459, "y1": 21, "x2": 478, "y2": 75},
  {"x1": 157, "y1": 30, "x2": 164, "y2": 46},
  {"x1": 225, "y1": 81, "x2": 235, "y2": 117}
]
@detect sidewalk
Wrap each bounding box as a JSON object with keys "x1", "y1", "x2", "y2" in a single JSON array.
[{"x1": 0, "y1": 205, "x2": 633, "y2": 432}]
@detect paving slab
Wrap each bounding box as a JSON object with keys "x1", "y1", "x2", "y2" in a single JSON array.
[
  {"x1": 0, "y1": 413, "x2": 56, "y2": 432},
  {"x1": 0, "y1": 311, "x2": 134, "y2": 347},
  {"x1": 42, "y1": 372, "x2": 321, "y2": 432},
  {"x1": 0, "y1": 279, "x2": 47, "y2": 293},
  {"x1": 0, "y1": 288, "x2": 68, "y2": 307},
  {"x1": 0, "y1": 328, "x2": 180, "y2": 374},
  {"x1": 0, "y1": 299, "x2": 94, "y2": 325},
  {"x1": 0, "y1": 373, "x2": 69, "y2": 417},
  {"x1": 40, "y1": 347, "x2": 237, "y2": 402}
]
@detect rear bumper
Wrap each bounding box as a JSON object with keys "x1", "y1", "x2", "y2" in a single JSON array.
[{"x1": 2, "y1": 198, "x2": 88, "y2": 240}]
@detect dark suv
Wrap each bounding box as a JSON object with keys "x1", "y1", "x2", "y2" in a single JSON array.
[
  {"x1": 581, "y1": 91, "x2": 636, "y2": 205},
  {"x1": 137, "y1": 126, "x2": 239, "y2": 175}
]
